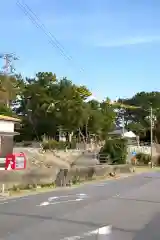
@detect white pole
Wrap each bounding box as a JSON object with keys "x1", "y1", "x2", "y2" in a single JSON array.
[{"x1": 2, "y1": 184, "x2": 5, "y2": 194}]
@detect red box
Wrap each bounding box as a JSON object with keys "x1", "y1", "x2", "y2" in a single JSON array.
[{"x1": 5, "y1": 152, "x2": 26, "y2": 170}]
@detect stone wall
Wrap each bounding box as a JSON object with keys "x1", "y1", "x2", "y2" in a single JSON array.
[
  {"x1": 0, "y1": 164, "x2": 132, "y2": 190},
  {"x1": 0, "y1": 144, "x2": 133, "y2": 191}
]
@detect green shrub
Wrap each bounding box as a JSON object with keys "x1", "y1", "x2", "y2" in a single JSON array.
[
  {"x1": 40, "y1": 183, "x2": 55, "y2": 188},
  {"x1": 56, "y1": 141, "x2": 67, "y2": 150},
  {"x1": 41, "y1": 135, "x2": 77, "y2": 150},
  {"x1": 99, "y1": 138, "x2": 127, "y2": 164},
  {"x1": 41, "y1": 136, "x2": 59, "y2": 150},
  {"x1": 11, "y1": 185, "x2": 20, "y2": 192},
  {"x1": 136, "y1": 153, "x2": 151, "y2": 165},
  {"x1": 72, "y1": 175, "x2": 80, "y2": 185}
]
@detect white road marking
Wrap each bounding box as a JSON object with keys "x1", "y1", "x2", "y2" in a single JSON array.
[
  {"x1": 38, "y1": 193, "x2": 88, "y2": 207},
  {"x1": 75, "y1": 198, "x2": 83, "y2": 201},
  {"x1": 113, "y1": 193, "x2": 120, "y2": 198},
  {"x1": 76, "y1": 194, "x2": 87, "y2": 199},
  {"x1": 48, "y1": 194, "x2": 87, "y2": 201},
  {"x1": 48, "y1": 196, "x2": 59, "y2": 201},
  {"x1": 77, "y1": 193, "x2": 86, "y2": 196},
  {"x1": 39, "y1": 201, "x2": 50, "y2": 206},
  {"x1": 61, "y1": 225, "x2": 112, "y2": 240},
  {"x1": 38, "y1": 198, "x2": 83, "y2": 206},
  {"x1": 94, "y1": 225, "x2": 112, "y2": 235}
]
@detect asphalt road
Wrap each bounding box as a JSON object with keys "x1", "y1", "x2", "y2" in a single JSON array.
[{"x1": 0, "y1": 172, "x2": 160, "y2": 239}]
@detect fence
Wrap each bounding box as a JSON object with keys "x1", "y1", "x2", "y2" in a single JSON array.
[
  {"x1": 128, "y1": 144, "x2": 160, "y2": 156},
  {"x1": 128, "y1": 145, "x2": 151, "y2": 155}
]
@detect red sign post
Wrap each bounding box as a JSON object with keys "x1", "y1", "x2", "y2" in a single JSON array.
[{"x1": 5, "y1": 152, "x2": 26, "y2": 170}]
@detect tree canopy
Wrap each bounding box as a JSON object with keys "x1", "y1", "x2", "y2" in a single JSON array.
[
  {"x1": 116, "y1": 91, "x2": 160, "y2": 142},
  {"x1": 0, "y1": 72, "x2": 116, "y2": 142},
  {"x1": 1, "y1": 72, "x2": 160, "y2": 143}
]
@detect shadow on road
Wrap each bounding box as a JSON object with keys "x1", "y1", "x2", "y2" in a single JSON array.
[
  {"x1": 1, "y1": 209, "x2": 160, "y2": 238},
  {"x1": 0, "y1": 210, "x2": 135, "y2": 234},
  {"x1": 133, "y1": 212, "x2": 160, "y2": 240}
]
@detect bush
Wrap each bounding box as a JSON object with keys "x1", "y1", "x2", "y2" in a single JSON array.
[
  {"x1": 11, "y1": 185, "x2": 20, "y2": 192},
  {"x1": 41, "y1": 138, "x2": 59, "y2": 150},
  {"x1": 136, "y1": 153, "x2": 151, "y2": 165},
  {"x1": 99, "y1": 138, "x2": 127, "y2": 164},
  {"x1": 41, "y1": 135, "x2": 77, "y2": 151},
  {"x1": 41, "y1": 136, "x2": 66, "y2": 150},
  {"x1": 72, "y1": 175, "x2": 80, "y2": 185},
  {"x1": 56, "y1": 141, "x2": 68, "y2": 150}
]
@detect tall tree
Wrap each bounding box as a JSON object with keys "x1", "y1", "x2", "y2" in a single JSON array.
[
  {"x1": 15, "y1": 72, "x2": 116, "y2": 142},
  {"x1": 117, "y1": 91, "x2": 160, "y2": 142},
  {"x1": 0, "y1": 74, "x2": 20, "y2": 107}
]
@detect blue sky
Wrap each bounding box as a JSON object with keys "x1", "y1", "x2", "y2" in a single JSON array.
[{"x1": 1, "y1": 0, "x2": 160, "y2": 100}]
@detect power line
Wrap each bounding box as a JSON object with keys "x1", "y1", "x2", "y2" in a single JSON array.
[
  {"x1": 18, "y1": 1, "x2": 72, "y2": 61},
  {"x1": 16, "y1": 0, "x2": 85, "y2": 74},
  {"x1": 17, "y1": 0, "x2": 71, "y2": 62}
]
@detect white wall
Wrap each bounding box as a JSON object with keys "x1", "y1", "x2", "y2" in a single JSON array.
[{"x1": 0, "y1": 120, "x2": 14, "y2": 133}]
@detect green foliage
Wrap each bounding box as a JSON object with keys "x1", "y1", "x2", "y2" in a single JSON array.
[
  {"x1": 115, "y1": 91, "x2": 160, "y2": 142},
  {"x1": 41, "y1": 136, "x2": 77, "y2": 150},
  {"x1": 99, "y1": 138, "x2": 127, "y2": 164},
  {"x1": 42, "y1": 138, "x2": 59, "y2": 150},
  {"x1": 136, "y1": 153, "x2": 151, "y2": 165},
  {"x1": 12, "y1": 72, "x2": 116, "y2": 142},
  {"x1": 0, "y1": 104, "x2": 14, "y2": 116},
  {"x1": 4, "y1": 70, "x2": 160, "y2": 145},
  {"x1": 0, "y1": 74, "x2": 20, "y2": 104}
]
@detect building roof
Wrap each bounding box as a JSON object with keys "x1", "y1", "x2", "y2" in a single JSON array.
[
  {"x1": 0, "y1": 115, "x2": 21, "y2": 122},
  {"x1": 123, "y1": 131, "x2": 136, "y2": 138},
  {"x1": 108, "y1": 128, "x2": 136, "y2": 139}
]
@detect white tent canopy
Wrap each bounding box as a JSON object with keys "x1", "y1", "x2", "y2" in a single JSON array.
[{"x1": 123, "y1": 131, "x2": 136, "y2": 138}]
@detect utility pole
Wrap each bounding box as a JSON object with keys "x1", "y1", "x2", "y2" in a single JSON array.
[
  {"x1": 0, "y1": 53, "x2": 18, "y2": 195},
  {"x1": 150, "y1": 106, "x2": 153, "y2": 168},
  {"x1": 0, "y1": 53, "x2": 18, "y2": 107},
  {"x1": 122, "y1": 114, "x2": 125, "y2": 137}
]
